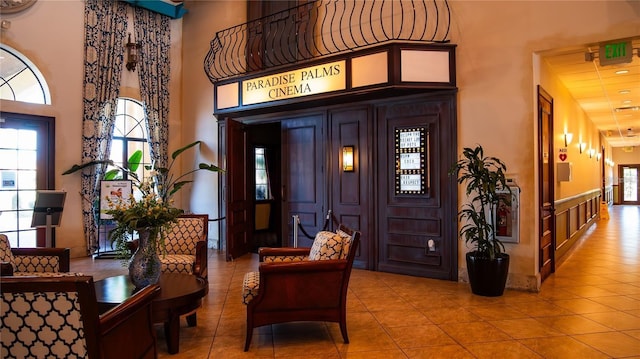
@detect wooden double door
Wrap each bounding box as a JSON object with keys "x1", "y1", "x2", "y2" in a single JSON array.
[{"x1": 219, "y1": 92, "x2": 458, "y2": 280}]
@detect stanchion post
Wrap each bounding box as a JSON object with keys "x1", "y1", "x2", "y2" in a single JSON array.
[{"x1": 292, "y1": 215, "x2": 299, "y2": 248}]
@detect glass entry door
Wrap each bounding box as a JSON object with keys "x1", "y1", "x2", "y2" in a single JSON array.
[
  {"x1": 621, "y1": 165, "x2": 640, "y2": 205},
  {"x1": 0, "y1": 113, "x2": 54, "y2": 247}
]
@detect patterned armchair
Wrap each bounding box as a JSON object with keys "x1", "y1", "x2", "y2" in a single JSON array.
[
  {"x1": 241, "y1": 224, "x2": 361, "y2": 351},
  {"x1": 1, "y1": 275, "x2": 160, "y2": 359},
  {"x1": 0, "y1": 234, "x2": 71, "y2": 276},
  {"x1": 159, "y1": 214, "x2": 208, "y2": 279}
]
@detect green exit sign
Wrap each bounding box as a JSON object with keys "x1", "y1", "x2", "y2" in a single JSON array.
[{"x1": 598, "y1": 40, "x2": 632, "y2": 66}]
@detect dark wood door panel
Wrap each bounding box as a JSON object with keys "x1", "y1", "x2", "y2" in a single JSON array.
[
  {"x1": 281, "y1": 114, "x2": 325, "y2": 248},
  {"x1": 538, "y1": 86, "x2": 555, "y2": 282},
  {"x1": 329, "y1": 106, "x2": 372, "y2": 270},
  {"x1": 225, "y1": 118, "x2": 250, "y2": 260},
  {"x1": 376, "y1": 94, "x2": 457, "y2": 280}
]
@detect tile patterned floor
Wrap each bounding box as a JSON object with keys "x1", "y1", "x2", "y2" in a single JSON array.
[{"x1": 72, "y1": 205, "x2": 640, "y2": 358}]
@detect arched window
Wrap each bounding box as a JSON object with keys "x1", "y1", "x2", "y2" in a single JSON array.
[
  {"x1": 109, "y1": 98, "x2": 151, "y2": 184},
  {"x1": 0, "y1": 45, "x2": 51, "y2": 104}
]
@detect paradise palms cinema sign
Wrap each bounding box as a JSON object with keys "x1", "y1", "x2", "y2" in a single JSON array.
[{"x1": 242, "y1": 60, "x2": 346, "y2": 106}]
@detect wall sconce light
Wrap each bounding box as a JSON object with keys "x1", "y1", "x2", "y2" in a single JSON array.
[
  {"x1": 342, "y1": 145, "x2": 354, "y2": 172},
  {"x1": 564, "y1": 132, "x2": 573, "y2": 147},
  {"x1": 596, "y1": 153, "x2": 602, "y2": 161},
  {"x1": 126, "y1": 33, "x2": 141, "y2": 72},
  {"x1": 588, "y1": 148, "x2": 595, "y2": 158},
  {"x1": 579, "y1": 142, "x2": 587, "y2": 154}
]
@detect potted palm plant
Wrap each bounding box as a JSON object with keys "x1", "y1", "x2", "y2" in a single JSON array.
[{"x1": 449, "y1": 145, "x2": 511, "y2": 296}]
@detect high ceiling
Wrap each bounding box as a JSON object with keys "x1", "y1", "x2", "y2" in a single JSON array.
[{"x1": 542, "y1": 37, "x2": 640, "y2": 148}]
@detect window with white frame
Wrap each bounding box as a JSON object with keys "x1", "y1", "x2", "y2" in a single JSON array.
[{"x1": 0, "y1": 45, "x2": 51, "y2": 105}]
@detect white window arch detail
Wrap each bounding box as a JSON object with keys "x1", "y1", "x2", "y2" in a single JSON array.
[{"x1": 0, "y1": 44, "x2": 51, "y2": 105}]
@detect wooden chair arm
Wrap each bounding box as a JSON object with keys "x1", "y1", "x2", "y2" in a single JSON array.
[
  {"x1": 259, "y1": 259, "x2": 348, "y2": 274},
  {"x1": 98, "y1": 284, "x2": 160, "y2": 359},
  {"x1": 99, "y1": 284, "x2": 160, "y2": 330},
  {"x1": 1, "y1": 262, "x2": 14, "y2": 276},
  {"x1": 259, "y1": 247, "x2": 311, "y2": 261},
  {"x1": 194, "y1": 240, "x2": 208, "y2": 279},
  {"x1": 12, "y1": 247, "x2": 70, "y2": 272}
]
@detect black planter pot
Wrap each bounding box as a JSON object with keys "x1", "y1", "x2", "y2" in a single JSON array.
[{"x1": 466, "y1": 252, "x2": 509, "y2": 297}]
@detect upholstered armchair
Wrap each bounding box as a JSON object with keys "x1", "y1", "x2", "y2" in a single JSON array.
[
  {"x1": 128, "y1": 214, "x2": 209, "y2": 279},
  {"x1": 0, "y1": 233, "x2": 71, "y2": 276},
  {"x1": 1, "y1": 275, "x2": 160, "y2": 359},
  {"x1": 241, "y1": 224, "x2": 361, "y2": 351}
]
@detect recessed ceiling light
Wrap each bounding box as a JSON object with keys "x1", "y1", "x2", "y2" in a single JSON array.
[
  {"x1": 623, "y1": 100, "x2": 632, "y2": 104},
  {"x1": 615, "y1": 69, "x2": 629, "y2": 75},
  {"x1": 619, "y1": 90, "x2": 631, "y2": 94}
]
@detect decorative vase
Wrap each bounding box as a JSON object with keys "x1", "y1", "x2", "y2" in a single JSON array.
[{"x1": 129, "y1": 227, "x2": 162, "y2": 288}]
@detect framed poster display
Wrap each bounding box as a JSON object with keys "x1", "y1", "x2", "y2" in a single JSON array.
[
  {"x1": 99, "y1": 180, "x2": 132, "y2": 220},
  {"x1": 395, "y1": 126, "x2": 429, "y2": 194}
]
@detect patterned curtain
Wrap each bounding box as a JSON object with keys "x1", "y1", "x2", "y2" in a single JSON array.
[
  {"x1": 81, "y1": 0, "x2": 127, "y2": 254},
  {"x1": 134, "y1": 8, "x2": 171, "y2": 168}
]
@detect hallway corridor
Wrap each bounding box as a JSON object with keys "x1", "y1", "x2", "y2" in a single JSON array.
[{"x1": 72, "y1": 205, "x2": 640, "y2": 358}]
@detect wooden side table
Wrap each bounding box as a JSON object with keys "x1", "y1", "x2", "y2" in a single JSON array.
[{"x1": 94, "y1": 273, "x2": 208, "y2": 354}]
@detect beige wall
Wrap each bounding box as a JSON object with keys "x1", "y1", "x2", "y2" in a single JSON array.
[
  {"x1": 538, "y1": 59, "x2": 605, "y2": 200},
  {"x1": 447, "y1": 0, "x2": 638, "y2": 290},
  {"x1": 2, "y1": 0, "x2": 638, "y2": 290},
  {"x1": 0, "y1": 0, "x2": 183, "y2": 258},
  {"x1": 181, "y1": 0, "x2": 247, "y2": 245}
]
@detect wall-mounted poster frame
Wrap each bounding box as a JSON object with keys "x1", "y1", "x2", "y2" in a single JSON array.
[
  {"x1": 99, "y1": 180, "x2": 132, "y2": 220},
  {"x1": 395, "y1": 126, "x2": 428, "y2": 194}
]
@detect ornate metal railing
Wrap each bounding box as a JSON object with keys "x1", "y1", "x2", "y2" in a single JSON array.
[{"x1": 205, "y1": 0, "x2": 451, "y2": 83}]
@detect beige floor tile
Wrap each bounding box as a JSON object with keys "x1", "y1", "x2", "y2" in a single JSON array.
[
  {"x1": 334, "y1": 327, "x2": 398, "y2": 354},
  {"x1": 582, "y1": 311, "x2": 640, "y2": 330},
  {"x1": 489, "y1": 318, "x2": 564, "y2": 339},
  {"x1": 573, "y1": 332, "x2": 640, "y2": 358},
  {"x1": 625, "y1": 329, "x2": 640, "y2": 340},
  {"x1": 551, "y1": 298, "x2": 617, "y2": 314},
  {"x1": 535, "y1": 286, "x2": 582, "y2": 301},
  {"x1": 272, "y1": 323, "x2": 339, "y2": 358},
  {"x1": 439, "y1": 321, "x2": 511, "y2": 344},
  {"x1": 518, "y1": 336, "x2": 610, "y2": 359},
  {"x1": 385, "y1": 324, "x2": 457, "y2": 348},
  {"x1": 534, "y1": 315, "x2": 613, "y2": 335},
  {"x1": 464, "y1": 340, "x2": 543, "y2": 358},
  {"x1": 508, "y1": 301, "x2": 575, "y2": 317},
  {"x1": 562, "y1": 285, "x2": 618, "y2": 298},
  {"x1": 466, "y1": 304, "x2": 528, "y2": 320},
  {"x1": 420, "y1": 306, "x2": 481, "y2": 324},
  {"x1": 372, "y1": 309, "x2": 433, "y2": 329},
  {"x1": 359, "y1": 295, "x2": 415, "y2": 312},
  {"x1": 339, "y1": 349, "x2": 409, "y2": 359},
  {"x1": 404, "y1": 344, "x2": 475, "y2": 359},
  {"x1": 588, "y1": 295, "x2": 640, "y2": 311}
]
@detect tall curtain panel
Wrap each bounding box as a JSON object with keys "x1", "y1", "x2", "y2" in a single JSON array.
[
  {"x1": 134, "y1": 8, "x2": 171, "y2": 169},
  {"x1": 81, "y1": 0, "x2": 127, "y2": 254}
]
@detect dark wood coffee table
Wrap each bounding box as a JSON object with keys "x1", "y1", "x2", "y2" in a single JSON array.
[{"x1": 94, "y1": 273, "x2": 208, "y2": 354}]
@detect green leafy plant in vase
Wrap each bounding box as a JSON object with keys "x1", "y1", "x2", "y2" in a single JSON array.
[{"x1": 64, "y1": 141, "x2": 223, "y2": 287}]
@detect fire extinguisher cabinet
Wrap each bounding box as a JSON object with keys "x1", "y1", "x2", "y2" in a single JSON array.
[{"x1": 494, "y1": 179, "x2": 520, "y2": 244}]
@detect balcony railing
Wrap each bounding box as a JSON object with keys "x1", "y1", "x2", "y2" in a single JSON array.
[{"x1": 205, "y1": 0, "x2": 451, "y2": 83}]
